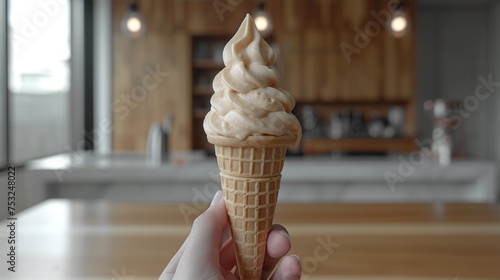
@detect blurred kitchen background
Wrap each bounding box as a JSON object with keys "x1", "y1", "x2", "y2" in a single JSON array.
[{"x1": 0, "y1": 0, "x2": 499, "y2": 217}]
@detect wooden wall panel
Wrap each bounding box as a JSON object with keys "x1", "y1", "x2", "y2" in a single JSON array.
[
  {"x1": 303, "y1": 30, "x2": 323, "y2": 102},
  {"x1": 379, "y1": 0, "x2": 417, "y2": 137},
  {"x1": 320, "y1": 30, "x2": 339, "y2": 102},
  {"x1": 281, "y1": 33, "x2": 303, "y2": 100},
  {"x1": 340, "y1": 0, "x2": 371, "y2": 28},
  {"x1": 183, "y1": 1, "x2": 254, "y2": 35},
  {"x1": 112, "y1": 0, "x2": 253, "y2": 151},
  {"x1": 276, "y1": 0, "x2": 409, "y2": 103},
  {"x1": 337, "y1": 0, "x2": 382, "y2": 102},
  {"x1": 281, "y1": 0, "x2": 305, "y2": 33},
  {"x1": 113, "y1": 0, "x2": 190, "y2": 151},
  {"x1": 382, "y1": 0, "x2": 416, "y2": 101},
  {"x1": 111, "y1": 0, "x2": 416, "y2": 151}
]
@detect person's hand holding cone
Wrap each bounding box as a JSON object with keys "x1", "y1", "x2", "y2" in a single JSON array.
[{"x1": 204, "y1": 14, "x2": 301, "y2": 280}]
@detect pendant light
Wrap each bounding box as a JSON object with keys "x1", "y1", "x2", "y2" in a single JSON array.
[
  {"x1": 389, "y1": 1, "x2": 409, "y2": 38},
  {"x1": 121, "y1": 2, "x2": 145, "y2": 38},
  {"x1": 254, "y1": 2, "x2": 273, "y2": 37}
]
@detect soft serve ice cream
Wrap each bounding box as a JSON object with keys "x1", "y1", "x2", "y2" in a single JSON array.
[
  {"x1": 203, "y1": 14, "x2": 301, "y2": 280},
  {"x1": 203, "y1": 14, "x2": 301, "y2": 147}
]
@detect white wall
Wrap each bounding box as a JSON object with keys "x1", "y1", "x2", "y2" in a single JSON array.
[
  {"x1": 0, "y1": 1, "x2": 7, "y2": 167},
  {"x1": 491, "y1": 2, "x2": 500, "y2": 199},
  {"x1": 417, "y1": 4, "x2": 492, "y2": 159},
  {"x1": 416, "y1": 8, "x2": 439, "y2": 141}
]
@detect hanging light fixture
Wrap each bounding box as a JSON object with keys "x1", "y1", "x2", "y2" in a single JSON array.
[
  {"x1": 254, "y1": 2, "x2": 273, "y2": 37},
  {"x1": 389, "y1": 1, "x2": 409, "y2": 38},
  {"x1": 121, "y1": 2, "x2": 145, "y2": 38}
]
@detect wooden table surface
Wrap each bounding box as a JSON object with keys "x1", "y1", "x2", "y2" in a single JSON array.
[{"x1": 1, "y1": 200, "x2": 500, "y2": 280}]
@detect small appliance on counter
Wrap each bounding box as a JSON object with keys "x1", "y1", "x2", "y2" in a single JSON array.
[
  {"x1": 327, "y1": 107, "x2": 405, "y2": 139},
  {"x1": 329, "y1": 113, "x2": 343, "y2": 139},
  {"x1": 387, "y1": 106, "x2": 405, "y2": 136},
  {"x1": 329, "y1": 110, "x2": 369, "y2": 139},
  {"x1": 367, "y1": 113, "x2": 385, "y2": 138},
  {"x1": 146, "y1": 114, "x2": 173, "y2": 165},
  {"x1": 424, "y1": 99, "x2": 466, "y2": 165},
  {"x1": 301, "y1": 105, "x2": 323, "y2": 138}
]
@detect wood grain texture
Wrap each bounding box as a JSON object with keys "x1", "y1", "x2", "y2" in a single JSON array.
[
  {"x1": 112, "y1": 0, "x2": 252, "y2": 152},
  {"x1": 112, "y1": 0, "x2": 191, "y2": 151},
  {"x1": 302, "y1": 137, "x2": 417, "y2": 154},
  {"x1": 380, "y1": 0, "x2": 417, "y2": 137},
  {"x1": 2, "y1": 200, "x2": 499, "y2": 279},
  {"x1": 275, "y1": 0, "x2": 416, "y2": 103},
  {"x1": 111, "y1": 0, "x2": 417, "y2": 151},
  {"x1": 338, "y1": 0, "x2": 383, "y2": 102},
  {"x1": 381, "y1": 0, "x2": 416, "y2": 102}
]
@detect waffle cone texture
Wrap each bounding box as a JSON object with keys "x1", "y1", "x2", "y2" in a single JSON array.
[{"x1": 207, "y1": 134, "x2": 294, "y2": 280}]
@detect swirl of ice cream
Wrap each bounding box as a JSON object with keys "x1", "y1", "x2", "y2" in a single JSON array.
[{"x1": 203, "y1": 14, "x2": 302, "y2": 147}]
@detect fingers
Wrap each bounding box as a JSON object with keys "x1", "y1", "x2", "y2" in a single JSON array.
[
  {"x1": 160, "y1": 191, "x2": 226, "y2": 279},
  {"x1": 270, "y1": 255, "x2": 302, "y2": 280},
  {"x1": 261, "y1": 225, "x2": 292, "y2": 280},
  {"x1": 220, "y1": 225, "x2": 232, "y2": 247},
  {"x1": 219, "y1": 236, "x2": 237, "y2": 271},
  {"x1": 182, "y1": 190, "x2": 226, "y2": 260}
]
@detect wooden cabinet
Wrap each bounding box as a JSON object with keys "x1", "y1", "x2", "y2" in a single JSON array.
[
  {"x1": 269, "y1": 0, "x2": 416, "y2": 153},
  {"x1": 112, "y1": 0, "x2": 251, "y2": 152},
  {"x1": 112, "y1": 0, "x2": 416, "y2": 154},
  {"x1": 380, "y1": 0, "x2": 416, "y2": 102},
  {"x1": 269, "y1": 0, "x2": 417, "y2": 153},
  {"x1": 191, "y1": 36, "x2": 229, "y2": 152},
  {"x1": 337, "y1": 0, "x2": 383, "y2": 102},
  {"x1": 273, "y1": 0, "x2": 415, "y2": 103}
]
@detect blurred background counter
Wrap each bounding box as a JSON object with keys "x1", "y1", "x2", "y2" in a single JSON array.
[{"x1": 1, "y1": 152, "x2": 494, "y2": 219}]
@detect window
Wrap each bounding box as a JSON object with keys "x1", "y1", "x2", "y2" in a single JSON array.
[
  {"x1": 7, "y1": 0, "x2": 71, "y2": 163},
  {"x1": 1, "y1": 1, "x2": 7, "y2": 168}
]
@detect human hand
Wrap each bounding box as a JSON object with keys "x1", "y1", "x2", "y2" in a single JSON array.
[{"x1": 159, "y1": 190, "x2": 302, "y2": 280}]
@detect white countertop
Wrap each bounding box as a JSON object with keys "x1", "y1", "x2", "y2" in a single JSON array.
[
  {"x1": 25, "y1": 151, "x2": 495, "y2": 184},
  {"x1": 12, "y1": 151, "x2": 496, "y2": 209}
]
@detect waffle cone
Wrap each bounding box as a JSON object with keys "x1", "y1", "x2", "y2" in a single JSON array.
[{"x1": 207, "y1": 135, "x2": 294, "y2": 280}]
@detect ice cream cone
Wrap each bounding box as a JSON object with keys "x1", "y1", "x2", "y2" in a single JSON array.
[
  {"x1": 208, "y1": 134, "x2": 294, "y2": 280},
  {"x1": 203, "y1": 13, "x2": 301, "y2": 280}
]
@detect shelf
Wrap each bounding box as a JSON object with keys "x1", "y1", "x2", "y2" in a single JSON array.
[
  {"x1": 193, "y1": 86, "x2": 214, "y2": 96},
  {"x1": 192, "y1": 36, "x2": 229, "y2": 151},
  {"x1": 193, "y1": 109, "x2": 209, "y2": 119},
  {"x1": 302, "y1": 137, "x2": 417, "y2": 154},
  {"x1": 294, "y1": 100, "x2": 410, "y2": 106},
  {"x1": 193, "y1": 60, "x2": 224, "y2": 69}
]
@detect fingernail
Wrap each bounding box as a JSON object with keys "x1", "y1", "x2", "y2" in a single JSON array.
[
  {"x1": 279, "y1": 229, "x2": 290, "y2": 240},
  {"x1": 290, "y1": 254, "x2": 300, "y2": 261},
  {"x1": 210, "y1": 190, "x2": 222, "y2": 207}
]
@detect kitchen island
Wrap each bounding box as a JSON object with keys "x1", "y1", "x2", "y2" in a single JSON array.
[{"x1": 4, "y1": 152, "x2": 495, "y2": 217}]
